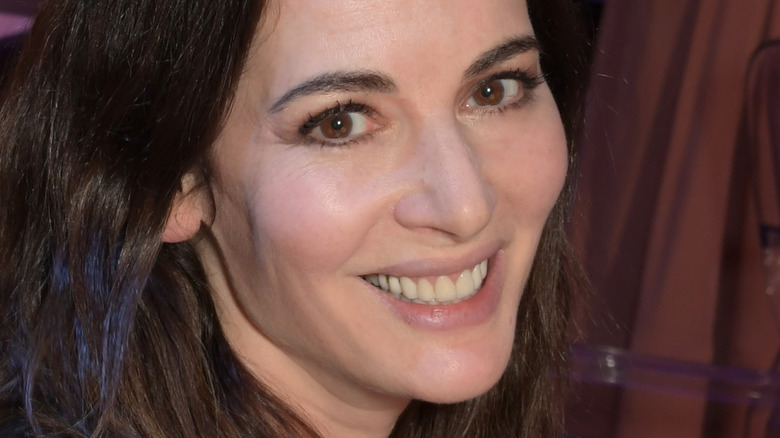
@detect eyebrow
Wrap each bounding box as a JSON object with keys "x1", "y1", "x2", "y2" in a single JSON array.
[
  {"x1": 269, "y1": 71, "x2": 397, "y2": 113},
  {"x1": 463, "y1": 35, "x2": 541, "y2": 80},
  {"x1": 268, "y1": 35, "x2": 541, "y2": 113}
]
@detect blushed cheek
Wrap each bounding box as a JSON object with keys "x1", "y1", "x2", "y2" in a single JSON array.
[{"x1": 251, "y1": 165, "x2": 376, "y2": 271}]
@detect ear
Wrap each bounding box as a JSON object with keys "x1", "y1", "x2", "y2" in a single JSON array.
[{"x1": 162, "y1": 174, "x2": 208, "y2": 243}]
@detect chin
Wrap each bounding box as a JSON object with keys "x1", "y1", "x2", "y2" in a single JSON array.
[
  {"x1": 407, "y1": 348, "x2": 512, "y2": 404},
  {"x1": 415, "y1": 376, "x2": 504, "y2": 404}
]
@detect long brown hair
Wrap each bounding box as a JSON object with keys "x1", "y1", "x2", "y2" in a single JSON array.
[{"x1": 0, "y1": 0, "x2": 586, "y2": 436}]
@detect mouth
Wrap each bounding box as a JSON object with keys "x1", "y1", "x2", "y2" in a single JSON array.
[{"x1": 361, "y1": 259, "x2": 488, "y2": 305}]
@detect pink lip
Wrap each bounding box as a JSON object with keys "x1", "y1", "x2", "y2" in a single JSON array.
[
  {"x1": 367, "y1": 242, "x2": 501, "y2": 278},
  {"x1": 371, "y1": 249, "x2": 505, "y2": 331}
]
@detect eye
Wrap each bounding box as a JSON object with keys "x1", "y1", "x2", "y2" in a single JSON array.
[
  {"x1": 299, "y1": 101, "x2": 379, "y2": 146},
  {"x1": 466, "y1": 78, "x2": 522, "y2": 108},
  {"x1": 316, "y1": 111, "x2": 368, "y2": 140}
]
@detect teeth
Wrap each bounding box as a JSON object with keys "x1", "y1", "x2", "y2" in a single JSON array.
[
  {"x1": 363, "y1": 259, "x2": 488, "y2": 305},
  {"x1": 418, "y1": 279, "x2": 435, "y2": 302},
  {"x1": 388, "y1": 276, "x2": 402, "y2": 295},
  {"x1": 400, "y1": 277, "x2": 417, "y2": 300},
  {"x1": 456, "y1": 271, "x2": 474, "y2": 299},
  {"x1": 434, "y1": 276, "x2": 457, "y2": 302},
  {"x1": 471, "y1": 264, "x2": 482, "y2": 289}
]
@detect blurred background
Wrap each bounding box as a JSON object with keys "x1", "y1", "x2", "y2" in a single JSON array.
[
  {"x1": 567, "y1": 0, "x2": 780, "y2": 437},
  {"x1": 1, "y1": 0, "x2": 778, "y2": 436}
]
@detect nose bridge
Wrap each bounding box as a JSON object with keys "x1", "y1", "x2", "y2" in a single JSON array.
[{"x1": 394, "y1": 116, "x2": 495, "y2": 239}]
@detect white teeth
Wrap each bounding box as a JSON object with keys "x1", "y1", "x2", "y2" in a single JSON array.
[
  {"x1": 456, "y1": 270, "x2": 474, "y2": 299},
  {"x1": 363, "y1": 259, "x2": 489, "y2": 305},
  {"x1": 418, "y1": 279, "x2": 436, "y2": 302},
  {"x1": 471, "y1": 264, "x2": 482, "y2": 289},
  {"x1": 434, "y1": 276, "x2": 457, "y2": 302},
  {"x1": 388, "y1": 276, "x2": 402, "y2": 295},
  {"x1": 400, "y1": 277, "x2": 417, "y2": 300}
]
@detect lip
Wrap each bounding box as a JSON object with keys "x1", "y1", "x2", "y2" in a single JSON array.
[
  {"x1": 369, "y1": 248, "x2": 506, "y2": 331},
  {"x1": 364, "y1": 242, "x2": 501, "y2": 279}
]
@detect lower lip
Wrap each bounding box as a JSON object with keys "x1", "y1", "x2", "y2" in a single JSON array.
[{"x1": 372, "y1": 251, "x2": 505, "y2": 331}]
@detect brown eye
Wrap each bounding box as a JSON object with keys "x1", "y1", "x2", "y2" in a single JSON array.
[
  {"x1": 466, "y1": 78, "x2": 522, "y2": 108},
  {"x1": 302, "y1": 103, "x2": 375, "y2": 146},
  {"x1": 319, "y1": 113, "x2": 354, "y2": 139},
  {"x1": 473, "y1": 80, "x2": 505, "y2": 106}
]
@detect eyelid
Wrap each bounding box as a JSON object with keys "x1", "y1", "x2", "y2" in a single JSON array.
[
  {"x1": 296, "y1": 100, "x2": 383, "y2": 148},
  {"x1": 482, "y1": 68, "x2": 545, "y2": 89},
  {"x1": 298, "y1": 101, "x2": 375, "y2": 136},
  {"x1": 461, "y1": 68, "x2": 545, "y2": 113},
  {"x1": 471, "y1": 68, "x2": 544, "y2": 96}
]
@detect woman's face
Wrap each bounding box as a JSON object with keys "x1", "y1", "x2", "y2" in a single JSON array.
[{"x1": 198, "y1": 0, "x2": 567, "y2": 431}]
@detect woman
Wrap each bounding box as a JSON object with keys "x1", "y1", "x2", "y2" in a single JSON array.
[{"x1": 0, "y1": 0, "x2": 586, "y2": 436}]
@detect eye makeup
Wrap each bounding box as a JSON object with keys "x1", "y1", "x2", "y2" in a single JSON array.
[
  {"x1": 464, "y1": 68, "x2": 545, "y2": 114},
  {"x1": 296, "y1": 100, "x2": 381, "y2": 148},
  {"x1": 298, "y1": 101, "x2": 373, "y2": 136}
]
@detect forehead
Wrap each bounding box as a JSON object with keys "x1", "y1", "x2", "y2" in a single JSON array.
[{"x1": 253, "y1": 0, "x2": 533, "y2": 90}]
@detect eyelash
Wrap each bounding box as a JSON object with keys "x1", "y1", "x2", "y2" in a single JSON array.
[
  {"x1": 298, "y1": 100, "x2": 375, "y2": 148},
  {"x1": 296, "y1": 68, "x2": 545, "y2": 148},
  {"x1": 468, "y1": 68, "x2": 545, "y2": 113}
]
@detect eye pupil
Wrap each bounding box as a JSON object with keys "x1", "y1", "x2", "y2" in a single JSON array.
[
  {"x1": 473, "y1": 80, "x2": 505, "y2": 106},
  {"x1": 321, "y1": 114, "x2": 353, "y2": 139}
]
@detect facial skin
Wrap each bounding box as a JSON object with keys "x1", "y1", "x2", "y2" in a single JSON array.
[{"x1": 191, "y1": 0, "x2": 568, "y2": 436}]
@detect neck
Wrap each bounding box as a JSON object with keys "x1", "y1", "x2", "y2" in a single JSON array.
[
  {"x1": 243, "y1": 346, "x2": 410, "y2": 437},
  {"x1": 300, "y1": 392, "x2": 407, "y2": 438},
  {"x1": 245, "y1": 350, "x2": 410, "y2": 438}
]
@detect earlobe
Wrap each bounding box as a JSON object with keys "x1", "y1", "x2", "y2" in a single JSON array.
[{"x1": 162, "y1": 174, "x2": 208, "y2": 243}]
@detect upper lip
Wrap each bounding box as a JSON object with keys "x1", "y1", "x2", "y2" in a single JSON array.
[{"x1": 360, "y1": 240, "x2": 502, "y2": 278}]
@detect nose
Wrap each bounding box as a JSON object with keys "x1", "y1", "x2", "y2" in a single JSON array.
[{"x1": 394, "y1": 120, "x2": 495, "y2": 240}]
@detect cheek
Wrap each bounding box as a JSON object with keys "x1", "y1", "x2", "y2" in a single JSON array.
[
  {"x1": 482, "y1": 109, "x2": 569, "y2": 222},
  {"x1": 523, "y1": 125, "x2": 568, "y2": 212},
  {"x1": 251, "y1": 160, "x2": 378, "y2": 270}
]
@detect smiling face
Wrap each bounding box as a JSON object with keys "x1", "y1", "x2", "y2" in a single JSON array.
[{"x1": 195, "y1": 0, "x2": 567, "y2": 434}]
